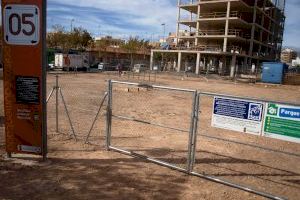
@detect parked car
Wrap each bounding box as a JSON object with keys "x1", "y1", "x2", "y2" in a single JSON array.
[
  {"x1": 133, "y1": 64, "x2": 148, "y2": 73},
  {"x1": 98, "y1": 63, "x2": 115, "y2": 71},
  {"x1": 47, "y1": 63, "x2": 55, "y2": 71},
  {"x1": 153, "y1": 65, "x2": 159, "y2": 71},
  {"x1": 90, "y1": 63, "x2": 99, "y2": 69}
]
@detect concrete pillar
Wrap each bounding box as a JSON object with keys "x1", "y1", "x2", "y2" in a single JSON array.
[
  {"x1": 243, "y1": 57, "x2": 248, "y2": 73},
  {"x1": 176, "y1": 0, "x2": 181, "y2": 46},
  {"x1": 258, "y1": 1, "x2": 265, "y2": 57},
  {"x1": 184, "y1": 60, "x2": 188, "y2": 71},
  {"x1": 251, "y1": 63, "x2": 256, "y2": 74},
  {"x1": 230, "y1": 54, "x2": 237, "y2": 78},
  {"x1": 249, "y1": 0, "x2": 258, "y2": 58},
  {"x1": 219, "y1": 56, "x2": 227, "y2": 75},
  {"x1": 173, "y1": 61, "x2": 177, "y2": 71},
  {"x1": 223, "y1": 1, "x2": 231, "y2": 52},
  {"x1": 196, "y1": 53, "x2": 201, "y2": 75},
  {"x1": 150, "y1": 50, "x2": 154, "y2": 70},
  {"x1": 195, "y1": 5, "x2": 201, "y2": 46},
  {"x1": 256, "y1": 60, "x2": 260, "y2": 73},
  {"x1": 177, "y1": 52, "x2": 182, "y2": 72}
]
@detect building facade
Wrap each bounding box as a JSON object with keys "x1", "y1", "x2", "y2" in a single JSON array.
[
  {"x1": 150, "y1": 0, "x2": 286, "y2": 77},
  {"x1": 292, "y1": 57, "x2": 300, "y2": 67},
  {"x1": 281, "y1": 48, "x2": 297, "y2": 65}
]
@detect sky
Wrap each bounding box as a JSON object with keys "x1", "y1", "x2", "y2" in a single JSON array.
[{"x1": 47, "y1": 0, "x2": 299, "y2": 48}]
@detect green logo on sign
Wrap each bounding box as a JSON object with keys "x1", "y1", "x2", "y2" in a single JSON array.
[{"x1": 267, "y1": 104, "x2": 278, "y2": 116}]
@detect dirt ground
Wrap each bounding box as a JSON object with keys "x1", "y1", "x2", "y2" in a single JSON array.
[{"x1": 0, "y1": 72, "x2": 300, "y2": 200}]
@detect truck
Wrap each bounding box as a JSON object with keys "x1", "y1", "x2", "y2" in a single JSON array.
[{"x1": 55, "y1": 53, "x2": 89, "y2": 71}]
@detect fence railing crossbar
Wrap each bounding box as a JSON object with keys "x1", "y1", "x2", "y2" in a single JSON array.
[{"x1": 112, "y1": 115, "x2": 190, "y2": 133}]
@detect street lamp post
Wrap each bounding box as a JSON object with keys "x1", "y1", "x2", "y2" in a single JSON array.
[
  {"x1": 98, "y1": 25, "x2": 101, "y2": 37},
  {"x1": 161, "y1": 23, "x2": 166, "y2": 42},
  {"x1": 70, "y1": 19, "x2": 75, "y2": 32}
]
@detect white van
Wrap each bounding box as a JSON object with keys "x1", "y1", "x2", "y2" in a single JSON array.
[{"x1": 133, "y1": 64, "x2": 148, "y2": 73}]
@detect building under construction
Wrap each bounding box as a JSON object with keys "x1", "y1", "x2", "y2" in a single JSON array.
[{"x1": 150, "y1": 0, "x2": 286, "y2": 77}]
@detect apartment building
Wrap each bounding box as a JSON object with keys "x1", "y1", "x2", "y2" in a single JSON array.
[
  {"x1": 281, "y1": 48, "x2": 297, "y2": 65},
  {"x1": 150, "y1": 0, "x2": 286, "y2": 77}
]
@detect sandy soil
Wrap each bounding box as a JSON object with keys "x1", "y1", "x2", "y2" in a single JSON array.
[{"x1": 0, "y1": 72, "x2": 300, "y2": 200}]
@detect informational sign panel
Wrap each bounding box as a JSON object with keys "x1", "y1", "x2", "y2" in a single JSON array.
[
  {"x1": 2, "y1": 0, "x2": 47, "y2": 157},
  {"x1": 264, "y1": 103, "x2": 300, "y2": 143},
  {"x1": 212, "y1": 97, "x2": 264, "y2": 135}
]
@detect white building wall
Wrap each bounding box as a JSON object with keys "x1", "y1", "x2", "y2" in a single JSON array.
[{"x1": 292, "y1": 57, "x2": 300, "y2": 67}]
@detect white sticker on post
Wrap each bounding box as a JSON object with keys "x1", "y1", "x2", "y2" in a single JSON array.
[
  {"x1": 4, "y1": 5, "x2": 40, "y2": 45},
  {"x1": 18, "y1": 145, "x2": 41, "y2": 153}
]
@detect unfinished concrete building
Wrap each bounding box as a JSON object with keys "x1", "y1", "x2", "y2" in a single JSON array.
[{"x1": 150, "y1": 0, "x2": 286, "y2": 77}]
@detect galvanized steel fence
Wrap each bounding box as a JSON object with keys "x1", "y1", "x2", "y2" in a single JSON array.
[
  {"x1": 126, "y1": 70, "x2": 158, "y2": 84},
  {"x1": 1, "y1": 73, "x2": 299, "y2": 200},
  {"x1": 193, "y1": 92, "x2": 300, "y2": 200},
  {"x1": 105, "y1": 80, "x2": 300, "y2": 200},
  {"x1": 46, "y1": 73, "x2": 108, "y2": 146}
]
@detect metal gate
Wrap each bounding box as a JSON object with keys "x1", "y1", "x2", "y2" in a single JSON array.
[{"x1": 105, "y1": 80, "x2": 197, "y2": 172}]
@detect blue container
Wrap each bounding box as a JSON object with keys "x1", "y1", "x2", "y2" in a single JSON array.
[{"x1": 261, "y1": 62, "x2": 288, "y2": 84}]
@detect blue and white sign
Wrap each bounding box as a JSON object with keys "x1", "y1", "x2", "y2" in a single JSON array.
[
  {"x1": 279, "y1": 107, "x2": 300, "y2": 119},
  {"x1": 212, "y1": 97, "x2": 264, "y2": 135}
]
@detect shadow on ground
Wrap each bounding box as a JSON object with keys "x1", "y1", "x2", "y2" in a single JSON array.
[{"x1": 0, "y1": 156, "x2": 188, "y2": 200}]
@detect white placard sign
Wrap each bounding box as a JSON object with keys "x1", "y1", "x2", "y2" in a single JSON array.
[
  {"x1": 4, "y1": 4, "x2": 40, "y2": 45},
  {"x1": 212, "y1": 97, "x2": 264, "y2": 135}
]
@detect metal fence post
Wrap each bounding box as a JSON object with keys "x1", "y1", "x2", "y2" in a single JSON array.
[
  {"x1": 190, "y1": 93, "x2": 200, "y2": 171},
  {"x1": 85, "y1": 92, "x2": 108, "y2": 144},
  {"x1": 55, "y1": 74, "x2": 59, "y2": 133},
  {"x1": 187, "y1": 91, "x2": 197, "y2": 172},
  {"x1": 105, "y1": 80, "x2": 113, "y2": 150},
  {"x1": 59, "y1": 88, "x2": 77, "y2": 141}
]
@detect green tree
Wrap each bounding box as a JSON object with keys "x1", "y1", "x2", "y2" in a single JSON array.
[
  {"x1": 81, "y1": 29, "x2": 94, "y2": 48},
  {"x1": 121, "y1": 37, "x2": 150, "y2": 68},
  {"x1": 69, "y1": 27, "x2": 93, "y2": 50},
  {"x1": 47, "y1": 24, "x2": 70, "y2": 52},
  {"x1": 47, "y1": 24, "x2": 93, "y2": 52}
]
